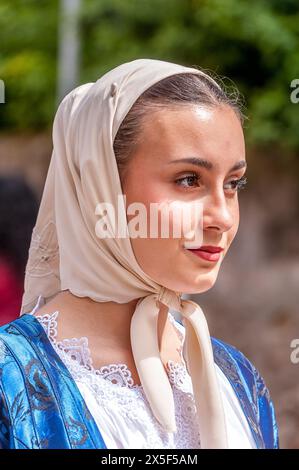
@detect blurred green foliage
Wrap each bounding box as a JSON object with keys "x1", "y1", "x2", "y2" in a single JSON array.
[
  {"x1": 0, "y1": 0, "x2": 58, "y2": 129},
  {"x1": 0, "y1": 0, "x2": 299, "y2": 169}
]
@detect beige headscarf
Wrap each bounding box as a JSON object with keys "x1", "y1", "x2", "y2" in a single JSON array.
[{"x1": 20, "y1": 58, "x2": 228, "y2": 448}]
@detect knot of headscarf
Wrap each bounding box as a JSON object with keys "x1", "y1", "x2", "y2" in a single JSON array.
[
  {"x1": 20, "y1": 58, "x2": 228, "y2": 448},
  {"x1": 131, "y1": 286, "x2": 228, "y2": 448}
]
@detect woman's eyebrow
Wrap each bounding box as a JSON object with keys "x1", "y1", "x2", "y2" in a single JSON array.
[{"x1": 168, "y1": 157, "x2": 247, "y2": 172}]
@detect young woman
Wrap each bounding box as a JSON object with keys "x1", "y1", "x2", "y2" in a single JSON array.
[{"x1": 0, "y1": 58, "x2": 279, "y2": 449}]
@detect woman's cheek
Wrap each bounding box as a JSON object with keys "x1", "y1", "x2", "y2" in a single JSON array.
[{"x1": 159, "y1": 199, "x2": 203, "y2": 246}]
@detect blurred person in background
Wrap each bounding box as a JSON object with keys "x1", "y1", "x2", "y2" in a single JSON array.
[{"x1": 0, "y1": 175, "x2": 38, "y2": 325}]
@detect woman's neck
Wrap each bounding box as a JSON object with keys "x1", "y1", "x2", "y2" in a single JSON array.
[{"x1": 33, "y1": 289, "x2": 171, "y2": 352}]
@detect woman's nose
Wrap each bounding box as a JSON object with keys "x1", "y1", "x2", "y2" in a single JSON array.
[{"x1": 202, "y1": 192, "x2": 235, "y2": 233}]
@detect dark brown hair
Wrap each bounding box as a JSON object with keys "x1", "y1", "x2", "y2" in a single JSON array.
[{"x1": 113, "y1": 70, "x2": 246, "y2": 180}]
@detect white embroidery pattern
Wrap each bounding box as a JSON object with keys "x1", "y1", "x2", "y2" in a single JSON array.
[{"x1": 32, "y1": 309, "x2": 201, "y2": 448}]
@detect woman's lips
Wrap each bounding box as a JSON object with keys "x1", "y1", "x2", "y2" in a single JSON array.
[{"x1": 185, "y1": 248, "x2": 223, "y2": 262}]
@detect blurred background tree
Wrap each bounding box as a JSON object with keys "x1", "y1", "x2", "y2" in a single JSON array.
[{"x1": 0, "y1": 0, "x2": 299, "y2": 175}]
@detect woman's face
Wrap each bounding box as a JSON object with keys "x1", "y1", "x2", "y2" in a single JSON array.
[{"x1": 121, "y1": 104, "x2": 246, "y2": 294}]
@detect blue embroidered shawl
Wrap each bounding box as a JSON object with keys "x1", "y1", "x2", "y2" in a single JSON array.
[{"x1": 0, "y1": 314, "x2": 279, "y2": 449}]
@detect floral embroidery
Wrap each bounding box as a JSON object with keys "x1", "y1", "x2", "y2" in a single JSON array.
[
  {"x1": 25, "y1": 221, "x2": 59, "y2": 278},
  {"x1": 66, "y1": 416, "x2": 88, "y2": 447},
  {"x1": 25, "y1": 358, "x2": 57, "y2": 412}
]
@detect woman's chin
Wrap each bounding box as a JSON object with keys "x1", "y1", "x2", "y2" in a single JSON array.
[
  {"x1": 184, "y1": 284, "x2": 215, "y2": 295},
  {"x1": 182, "y1": 281, "x2": 216, "y2": 295},
  {"x1": 162, "y1": 272, "x2": 218, "y2": 295}
]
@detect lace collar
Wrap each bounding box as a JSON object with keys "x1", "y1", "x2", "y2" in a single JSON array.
[{"x1": 29, "y1": 296, "x2": 190, "y2": 392}]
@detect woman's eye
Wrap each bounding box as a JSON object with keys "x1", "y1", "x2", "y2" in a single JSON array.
[
  {"x1": 224, "y1": 176, "x2": 248, "y2": 193},
  {"x1": 175, "y1": 173, "x2": 201, "y2": 188},
  {"x1": 175, "y1": 174, "x2": 248, "y2": 192}
]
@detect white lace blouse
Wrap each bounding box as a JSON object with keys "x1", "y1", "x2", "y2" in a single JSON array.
[{"x1": 27, "y1": 295, "x2": 257, "y2": 449}]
